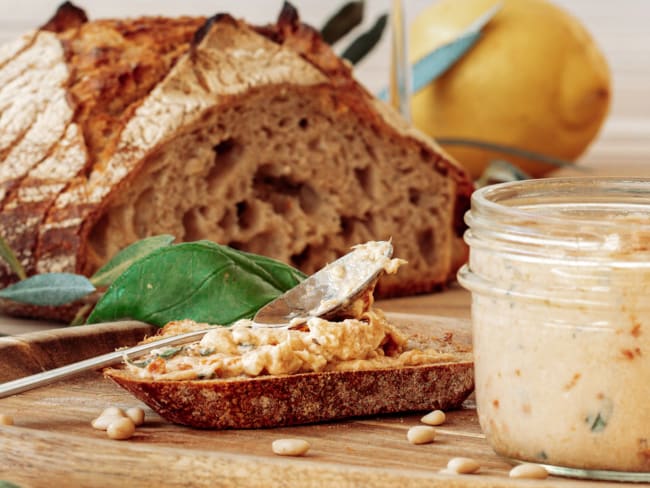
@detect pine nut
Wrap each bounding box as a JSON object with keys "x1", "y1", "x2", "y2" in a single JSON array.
[
  {"x1": 420, "y1": 410, "x2": 446, "y2": 426},
  {"x1": 126, "y1": 407, "x2": 145, "y2": 426},
  {"x1": 272, "y1": 438, "x2": 310, "y2": 456},
  {"x1": 106, "y1": 417, "x2": 136, "y2": 440},
  {"x1": 407, "y1": 425, "x2": 436, "y2": 444},
  {"x1": 91, "y1": 414, "x2": 126, "y2": 430},
  {"x1": 0, "y1": 414, "x2": 14, "y2": 426},
  {"x1": 100, "y1": 406, "x2": 126, "y2": 418},
  {"x1": 509, "y1": 463, "x2": 549, "y2": 479},
  {"x1": 447, "y1": 457, "x2": 481, "y2": 474}
]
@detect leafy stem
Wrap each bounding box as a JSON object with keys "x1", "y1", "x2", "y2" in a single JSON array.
[
  {"x1": 0, "y1": 235, "x2": 26, "y2": 280},
  {"x1": 436, "y1": 137, "x2": 590, "y2": 170}
]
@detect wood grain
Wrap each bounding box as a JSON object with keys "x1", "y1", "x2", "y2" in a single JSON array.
[{"x1": 0, "y1": 313, "x2": 640, "y2": 488}]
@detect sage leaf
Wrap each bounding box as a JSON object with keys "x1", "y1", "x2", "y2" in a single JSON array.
[
  {"x1": 377, "y1": 3, "x2": 501, "y2": 100},
  {"x1": 86, "y1": 241, "x2": 306, "y2": 327},
  {"x1": 0, "y1": 273, "x2": 95, "y2": 306},
  {"x1": 321, "y1": 1, "x2": 364, "y2": 45},
  {"x1": 475, "y1": 160, "x2": 531, "y2": 188},
  {"x1": 437, "y1": 138, "x2": 583, "y2": 171},
  {"x1": 341, "y1": 13, "x2": 388, "y2": 65},
  {"x1": 0, "y1": 235, "x2": 26, "y2": 280},
  {"x1": 90, "y1": 234, "x2": 175, "y2": 287}
]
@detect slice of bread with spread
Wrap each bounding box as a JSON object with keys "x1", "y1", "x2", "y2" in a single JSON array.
[
  {"x1": 104, "y1": 312, "x2": 473, "y2": 429},
  {"x1": 0, "y1": 2, "x2": 473, "y2": 320}
]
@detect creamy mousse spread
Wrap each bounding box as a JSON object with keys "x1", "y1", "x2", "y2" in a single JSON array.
[
  {"x1": 464, "y1": 212, "x2": 650, "y2": 473},
  {"x1": 125, "y1": 242, "x2": 455, "y2": 381},
  {"x1": 125, "y1": 310, "x2": 456, "y2": 381}
]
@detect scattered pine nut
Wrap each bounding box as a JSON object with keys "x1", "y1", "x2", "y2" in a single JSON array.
[
  {"x1": 91, "y1": 415, "x2": 126, "y2": 431},
  {"x1": 0, "y1": 414, "x2": 14, "y2": 426},
  {"x1": 272, "y1": 438, "x2": 310, "y2": 456},
  {"x1": 447, "y1": 457, "x2": 481, "y2": 474},
  {"x1": 509, "y1": 463, "x2": 549, "y2": 479},
  {"x1": 407, "y1": 425, "x2": 436, "y2": 445},
  {"x1": 100, "y1": 406, "x2": 126, "y2": 418},
  {"x1": 420, "y1": 410, "x2": 446, "y2": 426},
  {"x1": 126, "y1": 407, "x2": 145, "y2": 426},
  {"x1": 106, "y1": 417, "x2": 136, "y2": 440}
]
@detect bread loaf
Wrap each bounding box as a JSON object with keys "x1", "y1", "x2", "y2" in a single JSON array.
[{"x1": 0, "y1": 3, "x2": 472, "y2": 319}]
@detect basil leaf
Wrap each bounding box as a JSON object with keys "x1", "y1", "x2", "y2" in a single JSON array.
[
  {"x1": 321, "y1": 1, "x2": 364, "y2": 45},
  {"x1": 90, "y1": 234, "x2": 175, "y2": 287},
  {"x1": 208, "y1": 243, "x2": 305, "y2": 292},
  {"x1": 86, "y1": 242, "x2": 306, "y2": 327},
  {"x1": 0, "y1": 273, "x2": 95, "y2": 306},
  {"x1": 341, "y1": 13, "x2": 388, "y2": 65},
  {"x1": 0, "y1": 234, "x2": 26, "y2": 280}
]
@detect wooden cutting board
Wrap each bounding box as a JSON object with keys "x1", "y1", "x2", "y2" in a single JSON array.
[{"x1": 0, "y1": 313, "x2": 636, "y2": 488}]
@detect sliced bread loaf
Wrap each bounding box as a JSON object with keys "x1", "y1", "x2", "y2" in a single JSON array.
[{"x1": 0, "y1": 3, "x2": 472, "y2": 319}]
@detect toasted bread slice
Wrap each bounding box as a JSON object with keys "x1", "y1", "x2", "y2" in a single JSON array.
[{"x1": 104, "y1": 314, "x2": 473, "y2": 429}]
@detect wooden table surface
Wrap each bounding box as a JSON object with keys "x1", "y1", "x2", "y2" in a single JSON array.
[{"x1": 1, "y1": 2, "x2": 650, "y2": 486}]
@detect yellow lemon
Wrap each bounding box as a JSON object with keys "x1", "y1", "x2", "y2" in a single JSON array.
[{"x1": 409, "y1": 0, "x2": 611, "y2": 178}]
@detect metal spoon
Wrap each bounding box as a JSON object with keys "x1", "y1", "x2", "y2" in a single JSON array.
[
  {"x1": 0, "y1": 241, "x2": 393, "y2": 398},
  {"x1": 252, "y1": 240, "x2": 393, "y2": 327}
]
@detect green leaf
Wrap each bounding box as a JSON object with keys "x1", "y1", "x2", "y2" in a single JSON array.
[
  {"x1": 588, "y1": 412, "x2": 608, "y2": 432},
  {"x1": 475, "y1": 160, "x2": 531, "y2": 188},
  {"x1": 341, "y1": 13, "x2": 388, "y2": 65},
  {"x1": 0, "y1": 273, "x2": 95, "y2": 306},
  {"x1": 90, "y1": 234, "x2": 175, "y2": 287},
  {"x1": 0, "y1": 481, "x2": 22, "y2": 488},
  {"x1": 321, "y1": 1, "x2": 364, "y2": 45},
  {"x1": 86, "y1": 242, "x2": 306, "y2": 327},
  {"x1": 377, "y1": 3, "x2": 501, "y2": 100},
  {"x1": 157, "y1": 346, "x2": 183, "y2": 359},
  {"x1": 0, "y1": 235, "x2": 26, "y2": 280},
  {"x1": 127, "y1": 357, "x2": 153, "y2": 369},
  {"x1": 436, "y1": 137, "x2": 587, "y2": 171},
  {"x1": 585, "y1": 397, "x2": 613, "y2": 433},
  {"x1": 69, "y1": 303, "x2": 94, "y2": 326}
]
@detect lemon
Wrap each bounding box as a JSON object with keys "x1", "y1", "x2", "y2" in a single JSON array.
[{"x1": 409, "y1": 0, "x2": 611, "y2": 178}]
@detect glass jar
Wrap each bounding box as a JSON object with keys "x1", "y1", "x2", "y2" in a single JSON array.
[{"x1": 457, "y1": 177, "x2": 650, "y2": 482}]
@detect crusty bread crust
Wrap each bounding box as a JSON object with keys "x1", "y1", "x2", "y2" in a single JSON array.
[
  {"x1": 104, "y1": 314, "x2": 474, "y2": 429},
  {"x1": 104, "y1": 361, "x2": 473, "y2": 429},
  {"x1": 0, "y1": 3, "x2": 473, "y2": 320}
]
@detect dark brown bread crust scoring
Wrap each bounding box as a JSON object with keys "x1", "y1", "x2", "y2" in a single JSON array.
[
  {"x1": 40, "y1": 1, "x2": 88, "y2": 33},
  {"x1": 0, "y1": 9, "x2": 205, "y2": 287}
]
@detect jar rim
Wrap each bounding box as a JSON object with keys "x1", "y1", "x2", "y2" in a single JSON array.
[{"x1": 471, "y1": 176, "x2": 650, "y2": 230}]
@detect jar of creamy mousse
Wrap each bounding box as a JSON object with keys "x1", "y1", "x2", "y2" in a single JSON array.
[{"x1": 458, "y1": 178, "x2": 650, "y2": 481}]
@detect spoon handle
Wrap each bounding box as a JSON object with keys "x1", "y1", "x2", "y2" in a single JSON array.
[{"x1": 0, "y1": 328, "x2": 209, "y2": 398}]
